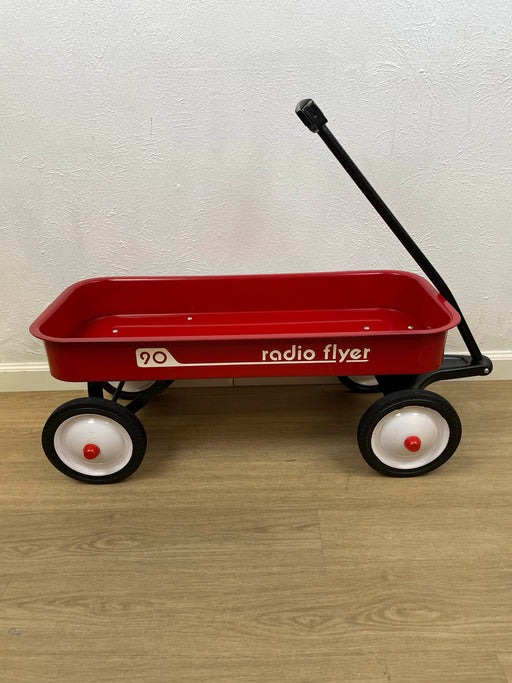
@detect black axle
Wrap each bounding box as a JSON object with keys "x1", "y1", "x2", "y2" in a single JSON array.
[{"x1": 88, "y1": 381, "x2": 174, "y2": 412}]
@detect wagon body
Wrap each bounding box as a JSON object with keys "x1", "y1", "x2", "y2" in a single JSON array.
[
  {"x1": 30, "y1": 270, "x2": 460, "y2": 382},
  {"x1": 29, "y1": 99, "x2": 492, "y2": 483}
]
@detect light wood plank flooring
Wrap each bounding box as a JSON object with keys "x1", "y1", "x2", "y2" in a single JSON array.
[{"x1": 1, "y1": 380, "x2": 512, "y2": 682}]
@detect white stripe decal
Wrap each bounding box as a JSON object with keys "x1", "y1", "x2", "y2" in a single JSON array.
[{"x1": 136, "y1": 347, "x2": 371, "y2": 369}]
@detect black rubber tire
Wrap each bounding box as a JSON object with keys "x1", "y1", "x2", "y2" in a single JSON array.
[
  {"x1": 338, "y1": 375, "x2": 381, "y2": 393},
  {"x1": 103, "y1": 381, "x2": 157, "y2": 400},
  {"x1": 42, "y1": 397, "x2": 147, "y2": 484},
  {"x1": 357, "y1": 389, "x2": 461, "y2": 477}
]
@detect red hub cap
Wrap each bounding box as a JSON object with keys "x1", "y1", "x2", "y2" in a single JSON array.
[
  {"x1": 404, "y1": 436, "x2": 422, "y2": 453},
  {"x1": 83, "y1": 443, "x2": 101, "y2": 460}
]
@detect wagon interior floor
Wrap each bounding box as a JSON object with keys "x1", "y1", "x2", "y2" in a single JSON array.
[{"x1": 72, "y1": 307, "x2": 423, "y2": 339}]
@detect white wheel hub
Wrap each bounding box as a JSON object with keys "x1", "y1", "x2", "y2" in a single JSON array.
[
  {"x1": 349, "y1": 375, "x2": 378, "y2": 387},
  {"x1": 54, "y1": 413, "x2": 133, "y2": 476},
  {"x1": 109, "y1": 381, "x2": 155, "y2": 394},
  {"x1": 371, "y1": 406, "x2": 450, "y2": 469}
]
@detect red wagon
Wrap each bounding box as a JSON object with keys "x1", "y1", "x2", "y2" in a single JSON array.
[{"x1": 30, "y1": 100, "x2": 492, "y2": 483}]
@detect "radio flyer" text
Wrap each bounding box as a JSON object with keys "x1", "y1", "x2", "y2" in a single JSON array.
[{"x1": 261, "y1": 344, "x2": 371, "y2": 363}]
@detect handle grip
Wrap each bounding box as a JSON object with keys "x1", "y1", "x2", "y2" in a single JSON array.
[{"x1": 295, "y1": 99, "x2": 328, "y2": 133}]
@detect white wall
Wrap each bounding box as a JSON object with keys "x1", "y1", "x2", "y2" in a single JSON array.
[{"x1": 1, "y1": 0, "x2": 511, "y2": 370}]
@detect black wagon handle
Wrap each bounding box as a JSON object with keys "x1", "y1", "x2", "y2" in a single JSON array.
[{"x1": 295, "y1": 98, "x2": 483, "y2": 364}]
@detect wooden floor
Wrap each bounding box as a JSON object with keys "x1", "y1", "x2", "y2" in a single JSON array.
[{"x1": 2, "y1": 380, "x2": 512, "y2": 682}]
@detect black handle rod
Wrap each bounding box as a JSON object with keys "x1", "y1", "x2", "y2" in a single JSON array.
[{"x1": 296, "y1": 99, "x2": 482, "y2": 362}]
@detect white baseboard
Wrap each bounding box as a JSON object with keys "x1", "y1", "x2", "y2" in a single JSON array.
[{"x1": 0, "y1": 352, "x2": 510, "y2": 392}]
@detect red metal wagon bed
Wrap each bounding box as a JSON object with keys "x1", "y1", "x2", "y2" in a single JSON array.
[{"x1": 30, "y1": 100, "x2": 492, "y2": 483}]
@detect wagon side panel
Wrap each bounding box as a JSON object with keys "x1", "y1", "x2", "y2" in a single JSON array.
[{"x1": 44, "y1": 331, "x2": 448, "y2": 382}]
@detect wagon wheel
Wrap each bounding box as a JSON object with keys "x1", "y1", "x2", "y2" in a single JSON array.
[
  {"x1": 357, "y1": 390, "x2": 461, "y2": 477},
  {"x1": 103, "y1": 380, "x2": 158, "y2": 400},
  {"x1": 42, "y1": 397, "x2": 147, "y2": 484},
  {"x1": 338, "y1": 375, "x2": 381, "y2": 393}
]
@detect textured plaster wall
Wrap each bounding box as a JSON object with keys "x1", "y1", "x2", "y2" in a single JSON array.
[{"x1": 1, "y1": 0, "x2": 511, "y2": 366}]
